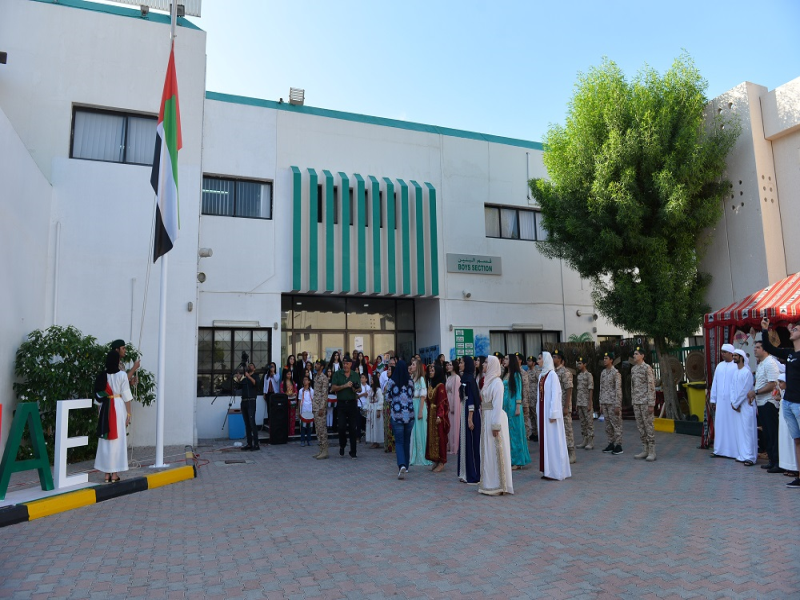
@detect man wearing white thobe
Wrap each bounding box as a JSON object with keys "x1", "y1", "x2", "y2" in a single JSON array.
[
  {"x1": 731, "y1": 349, "x2": 757, "y2": 465},
  {"x1": 710, "y1": 343, "x2": 738, "y2": 458}
]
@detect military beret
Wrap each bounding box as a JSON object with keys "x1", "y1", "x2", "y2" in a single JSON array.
[
  {"x1": 514, "y1": 352, "x2": 523, "y2": 358},
  {"x1": 552, "y1": 349, "x2": 562, "y2": 357},
  {"x1": 602, "y1": 351, "x2": 615, "y2": 359},
  {"x1": 576, "y1": 356, "x2": 585, "y2": 364},
  {"x1": 526, "y1": 356, "x2": 535, "y2": 362},
  {"x1": 632, "y1": 346, "x2": 645, "y2": 355},
  {"x1": 493, "y1": 351, "x2": 503, "y2": 358}
]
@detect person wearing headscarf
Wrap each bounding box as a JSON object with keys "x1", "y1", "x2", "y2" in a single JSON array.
[
  {"x1": 478, "y1": 356, "x2": 513, "y2": 495},
  {"x1": 457, "y1": 356, "x2": 481, "y2": 484},
  {"x1": 409, "y1": 358, "x2": 432, "y2": 467},
  {"x1": 425, "y1": 362, "x2": 450, "y2": 472},
  {"x1": 445, "y1": 359, "x2": 461, "y2": 456},
  {"x1": 503, "y1": 354, "x2": 531, "y2": 468},
  {"x1": 710, "y1": 343, "x2": 738, "y2": 458},
  {"x1": 538, "y1": 351, "x2": 571, "y2": 481},
  {"x1": 94, "y1": 350, "x2": 133, "y2": 483},
  {"x1": 731, "y1": 349, "x2": 757, "y2": 466},
  {"x1": 387, "y1": 359, "x2": 415, "y2": 479}
]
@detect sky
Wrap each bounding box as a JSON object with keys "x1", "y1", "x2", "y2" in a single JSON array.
[{"x1": 194, "y1": 0, "x2": 799, "y2": 144}]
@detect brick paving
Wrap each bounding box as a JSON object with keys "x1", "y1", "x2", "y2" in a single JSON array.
[{"x1": 1, "y1": 425, "x2": 798, "y2": 599}]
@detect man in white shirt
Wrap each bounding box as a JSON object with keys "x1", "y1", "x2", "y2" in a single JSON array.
[{"x1": 749, "y1": 340, "x2": 781, "y2": 472}]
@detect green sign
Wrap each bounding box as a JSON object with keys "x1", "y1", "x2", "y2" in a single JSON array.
[{"x1": 454, "y1": 328, "x2": 474, "y2": 358}]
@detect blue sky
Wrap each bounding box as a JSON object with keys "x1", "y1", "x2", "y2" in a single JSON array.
[{"x1": 199, "y1": 0, "x2": 799, "y2": 143}]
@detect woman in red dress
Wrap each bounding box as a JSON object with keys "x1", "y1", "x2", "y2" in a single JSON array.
[{"x1": 425, "y1": 363, "x2": 450, "y2": 472}]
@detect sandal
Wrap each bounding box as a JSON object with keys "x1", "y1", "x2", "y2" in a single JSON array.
[
  {"x1": 110, "y1": 475, "x2": 121, "y2": 483},
  {"x1": 743, "y1": 460, "x2": 754, "y2": 467},
  {"x1": 104, "y1": 475, "x2": 111, "y2": 483}
]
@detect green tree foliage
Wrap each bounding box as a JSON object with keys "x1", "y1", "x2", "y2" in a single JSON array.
[
  {"x1": 568, "y1": 332, "x2": 594, "y2": 343},
  {"x1": 13, "y1": 325, "x2": 155, "y2": 462},
  {"x1": 531, "y1": 54, "x2": 740, "y2": 418}
]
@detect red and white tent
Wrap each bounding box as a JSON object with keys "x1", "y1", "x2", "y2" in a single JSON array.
[{"x1": 700, "y1": 272, "x2": 800, "y2": 447}]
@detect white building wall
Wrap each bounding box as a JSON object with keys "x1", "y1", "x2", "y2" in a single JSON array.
[
  {"x1": 0, "y1": 107, "x2": 53, "y2": 457},
  {"x1": 0, "y1": 0, "x2": 208, "y2": 448}
]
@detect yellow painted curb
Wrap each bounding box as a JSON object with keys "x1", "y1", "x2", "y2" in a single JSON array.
[
  {"x1": 146, "y1": 465, "x2": 194, "y2": 490},
  {"x1": 654, "y1": 417, "x2": 675, "y2": 433},
  {"x1": 25, "y1": 488, "x2": 96, "y2": 520}
]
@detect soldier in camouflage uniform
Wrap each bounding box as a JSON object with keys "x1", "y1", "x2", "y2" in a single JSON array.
[
  {"x1": 630, "y1": 347, "x2": 656, "y2": 461},
  {"x1": 312, "y1": 361, "x2": 330, "y2": 459},
  {"x1": 599, "y1": 352, "x2": 623, "y2": 455},
  {"x1": 552, "y1": 350, "x2": 576, "y2": 464},
  {"x1": 525, "y1": 356, "x2": 540, "y2": 441},
  {"x1": 575, "y1": 356, "x2": 595, "y2": 450}
]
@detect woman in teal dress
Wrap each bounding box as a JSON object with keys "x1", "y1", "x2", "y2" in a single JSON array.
[
  {"x1": 409, "y1": 358, "x2": 432, "y2": 466},
  {"x1": 503, "y1": 354, "x2": 531, "y2": 468}
]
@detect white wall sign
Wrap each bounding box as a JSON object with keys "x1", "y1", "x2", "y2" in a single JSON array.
[{"x1": 446, "y1": 253, "x2": 502, "y2": 275}]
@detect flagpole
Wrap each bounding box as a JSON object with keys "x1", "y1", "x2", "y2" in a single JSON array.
[{"x1": 152, "y1": 4, "x2": 179, "y2": 469}]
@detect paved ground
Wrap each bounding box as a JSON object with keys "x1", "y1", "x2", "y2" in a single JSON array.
[{"x1": 1, "y1": 423, "x2": 798, "y2": 599}]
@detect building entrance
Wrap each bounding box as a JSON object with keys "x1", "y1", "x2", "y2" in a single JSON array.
[{"x1": 281, "y1": 295, "x2": 416, "y2": 365}]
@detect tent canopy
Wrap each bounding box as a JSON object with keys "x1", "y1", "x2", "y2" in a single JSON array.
[{"x1": 704, "y1": 272, "x2": 800, "y2": 330}]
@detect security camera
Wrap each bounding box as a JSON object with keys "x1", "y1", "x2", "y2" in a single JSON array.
[{"x1": 463, "y1": 290, "x2": 472, "y2": 299}]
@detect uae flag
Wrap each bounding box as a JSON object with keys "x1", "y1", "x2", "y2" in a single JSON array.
[{"x1": 150, "y1": 41, "x2": 182, "y2": 262}]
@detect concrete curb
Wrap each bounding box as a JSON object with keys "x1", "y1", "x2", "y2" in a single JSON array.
[{"x1": 0, "y1": 465, "x2": 195, "y2": 528}]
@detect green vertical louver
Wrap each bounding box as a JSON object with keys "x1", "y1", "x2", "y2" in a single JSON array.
[
  {"x1": 291, "y1": 166, "x2": 302, "y2": 291},
  {"x1": 398, "y1": 179, "x2": 411, "y2": 295},
  {"x1": 368, "y1": 176, "x2": 381, "y2": 294},
  {"x1": 411, "y1": 180, "x2": 425, "y2": 296},
  {"x1": 354, "y1": 174, "x2": 366, "y2": 294},
  {"x1": 382, "y1": 177, "x2": 396, "y2": 295},
  {"x1": 323, "y1": 170, "x2": 335, "y2": 292},
  {"x1": 339, "y1": 172, "x2": 351, "y2": 293},
  {"x1": 308, "y1": 168, "x2": 318, "y2": 292},
  {"x1": 425, "y1": 182, "x2": 438, "y2": 296}
]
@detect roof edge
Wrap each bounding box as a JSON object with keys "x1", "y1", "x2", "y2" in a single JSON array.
[
  {"x1": 29, "y1": 0, "x2": 203, "y2": 31},
  {"x1": 205, "y1": 91, "x2": 543, "y2": 151}
]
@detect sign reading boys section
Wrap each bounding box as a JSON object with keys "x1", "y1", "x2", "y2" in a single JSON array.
[
  {"x1": 446, "y1": 254, "x2": 502, "y2": 275},
  {"x1": 454, "y1": 329, "x2": 474, "y2": 358}
]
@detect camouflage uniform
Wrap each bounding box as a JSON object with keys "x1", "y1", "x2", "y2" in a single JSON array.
[
  {"x1": 598, "y1": 367, "x2": 623, "y2": 446},
  {"x1": 555, "y1": 365, "x2": 575, "y2": 452},
  {"x1": 575, "y1": 370, "x2": 594, "y2": 444},
  {"x1": 313, "y1": 371, "x2": 330, "y2": 457},
  {"x1": 630, "y1": 362, "x2": 656, "y2": 456},
  {"x1": 524, "y1": 368, "x2": 539, "y2": 437}
]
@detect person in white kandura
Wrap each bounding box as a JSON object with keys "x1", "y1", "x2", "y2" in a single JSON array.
[
  {"x1": 731, "y1": 349, "x2": 757, "y2": 466},
  {"x1": 537, "y1": 351, "x2": 571, "y2": 481},
  {"x1": 710, "y1": 343, "x2": 738, "y2": 458}
]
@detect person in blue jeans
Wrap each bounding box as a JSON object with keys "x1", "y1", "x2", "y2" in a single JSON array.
[
  {"x1": 387, "y1": 359, "x2": 415, "y2": 479},
  {"x1": 761, "y1": 317, "x2": 800, "y2": 488}
]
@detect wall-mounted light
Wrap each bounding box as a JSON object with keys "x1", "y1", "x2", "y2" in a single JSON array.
[
  {"x1": 187, "y1": 302, "x2": 193, "y2": 312},
  {"x1": 273, "y1": 322, "x2": 278, "y2": 330},
  {"x1": 449, "y1": 324, "x2": 454, "y2": 331},
  {"x1": 198, "y1": 247, "x2": 213, "y2": 258},
  {"x1": 576, "y1": 310, "x2": 598, "y2": 320},
  {"x1": 197, "y1": 272, "x2": 206, "y2": 283},
  {"x1": 462, "y1": 290, "x2": 471, "y2": 299}
]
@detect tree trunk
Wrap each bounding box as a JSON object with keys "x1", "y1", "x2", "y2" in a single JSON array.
[{"x1": 654, "y1": 337, "x2": 679, "y2": 420}]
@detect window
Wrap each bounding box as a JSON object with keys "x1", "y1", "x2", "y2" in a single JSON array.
[
  {"x1": 202, "y1": 176, "x2": 273, "y2": 219},
  {"x1": 484, "y1": 205, "x2": 547, "y2": 241},
  {"x1": 197, "y1": 328, "x2": 271, "y2": 396},
  {"x1": 70, "y1": 107, "x2": 156, "y2": 165},
  {"x1": 489, "y1": 330, "x2": 560, "y2": 359}
]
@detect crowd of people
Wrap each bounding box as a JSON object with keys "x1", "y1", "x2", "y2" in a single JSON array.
[
  {"x1": 709, "y1": 318, "x2": 800, "y2": 488},
  {"x1": 249, "y1": 348, "x2": 611, "y2": 495}
]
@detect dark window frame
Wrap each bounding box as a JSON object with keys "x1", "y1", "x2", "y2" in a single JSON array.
[
  {"x1": 489, "y1": 330, "x2": 561, "y2": 359},
  {"x1": 484, "y1": 204, "x2": 545, "y2": 242},
  {"x1": 197, "y1": 327, "x2": 272, "y2": 397},
  {"x1": 202, "y1": 174, "x2": 274, "y2": 220},
  {"x1": 69, "y1": 105, "x2": 157, "y2": 166}
]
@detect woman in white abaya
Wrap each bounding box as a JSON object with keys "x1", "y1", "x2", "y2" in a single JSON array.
[
  {"x1": 538, "y1": 351, "x2": 571, "y2": 481},
  {"x1": 478, "y1": 356, "x2": 513, "y2": 496}
]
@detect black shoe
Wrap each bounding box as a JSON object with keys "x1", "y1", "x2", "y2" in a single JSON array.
[
  {"x1": 251, "y1": 445, "x2": 260, "y2": 451},
  {"x1": 602, "y1": 443, "x2": 615, "y2": 453},
  {"x1": 767, "y1": 466, "x2": 785, "y2": 473},
  {"x1": 786, "y1": 478, "x2": 800, "y2": 488},
  {"x1": 761, "y1": 463, "x2": 774, "y2": 469},
  {"x1": 349, "y1": 452, "x2": 357, "y2": 459},
  {"x1": 339, "y1": 447, "x2": 345, "y2": 457},
  {"x1": 612, "y1": 445, "x2": 623, "y2": 455},
  {"x1": 241, "y1": 445, "x2": 253, "y2": 452},
  {"x1": 531, "y1": 435, "x2": 538, "y2": 442}
]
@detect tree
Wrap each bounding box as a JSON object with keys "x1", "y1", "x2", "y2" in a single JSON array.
[
  {"x1": 13, "y1": 325, "x2": 155, "y2": 462},
  {"x1": 568, "y1": 332, "x2": 593, "y2": 343},
  {"x1": 531, "y1": 53, "x2": 740, "y2": 419}
]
